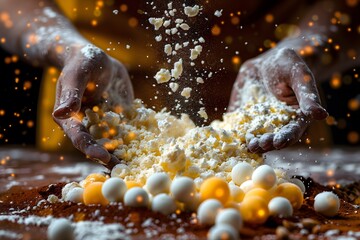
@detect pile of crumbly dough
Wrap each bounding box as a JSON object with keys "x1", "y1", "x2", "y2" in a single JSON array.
[{"x1": 83, "y1": 83, "x2": 297, "y2": 188}]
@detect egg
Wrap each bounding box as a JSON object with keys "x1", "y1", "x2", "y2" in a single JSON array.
[
  {"x1": 252, "y1": 165, "x2": 277, "y2": 190},
  {"x1": 239, "y1": 196, "x2": 269, "y2": 224},
  {"x1": 239, "y1": 180, "x2": 255, "y2": 193},
  {"x1": 170, "y1": 177, "x2": 197, "y2": 204},
  {"x1": 47, "y1": 218, "x2": 74, "y2": 240},
  {"x1": 314, "y1": 191, "x2": 340, "y2": 217},
  {"x1": 273, "y1": 183, "x2": 303, "y2": 210},
  {"x1": 65, "y1": 187, "x2": 84, "y2": 203},
  {"x1": 124, "y1": 187, "x2": 149, "y2": 208},
  {"x1": 290, "y1": 178, "x2": 306, "y2": 193},
  {"x1": 145, "y1": 172, "x2": 171, "y2": 196},
  {"x1": 197, "y1": 199, "x2": 223, "y2": 225},
  {"x1": 231, "y1": 162, "x2": 254, "y2": 185},
  {"x1": 111, "y1": 164, "x2": 131, "y2": 178},
  {"x1": 224, "y1": 201, "x2": 240, "y2": 210},
  {"x1": 83, "y1": 182, "x2": 109, "y2": 206},
  {"x1": 151, "y1": 193, "x2": 177, "y2": 215},
  {"x1": 101, "y1": 177, "x2": 127, "y2": 202},
  {"x1": 268, "y1": 197, "x2": 293, "y2": 217},
  {"x1": 208, "y1": 224, "x2": 239, "y2": 240},
  {"x1": 243, "y1": 188, "x2": 272, "y2": 204},
  {"x1": 200, "y1": 177, "x2": 230, "y2": 204},
  {"x1": 216, "y1": 208, "x2": 243, "y2": 231},
  {"x1": 61, "y1": 182, "x2": 81, "y2": 201},
  {"x1": 125, "y1": 181, "x2": 143, "y2": 189},
  {"x1": 229, "y1": 185, "x2": 245, "y2": 203},
  {"x1": 82, "y1": 173, "x2": 107, "y2": 188}
]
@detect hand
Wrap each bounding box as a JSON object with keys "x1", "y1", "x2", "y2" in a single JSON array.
[
  {"x1": 52, "y1": 44, "x2": 134, "y2": 169},
  {"x1": 229, "y1": 48, "x2": 328, "y2": 153}
]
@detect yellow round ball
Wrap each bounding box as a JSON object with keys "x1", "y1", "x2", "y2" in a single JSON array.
[
  {"x1": 244, "y1": 188, "x2": 272, "y2": 204},
  {"x1": 239, "y1": 196, "x2": 269, "y2": 224},
  {"x1": 125, "y1": 181, "x2": 143, "y2": 189},
  {"x1": 200, "y1": 177, "x2": 230, "y2": 204},
  {"x1": 224, "y1": 201, "x2": 240, "y2": 210},
  {"x1": 229, "y1": 185, "x2": 245, "y2": 203},
  {"x1": 83, "y1": 182, "x2": 109, "y2": 206},
  {"x1": 82, "y1": 173, "x2": 107, "y2": 188},
  {"x1": 273, "y1": 183, "x2": 304, "y2": 209}
]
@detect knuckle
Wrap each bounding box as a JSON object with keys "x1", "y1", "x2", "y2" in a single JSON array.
[{"x1": 77, "y1": 44, "x2": 110, "y2": 71}]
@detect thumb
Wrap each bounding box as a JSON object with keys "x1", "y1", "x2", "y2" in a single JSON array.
[
  {"x1": 290, "y1": 62, "x2": 328, "y2": 120},
  {"x1": 52, "y1": 65, "x2": 88, "y2": 119}
]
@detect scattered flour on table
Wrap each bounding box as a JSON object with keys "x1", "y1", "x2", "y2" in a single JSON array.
[
  {"x1": 0, "y1": 215, "x2": 130, "y2": 240},
  {"x1": 0, "y1": 230, "x2": 22, "y2": 239}
]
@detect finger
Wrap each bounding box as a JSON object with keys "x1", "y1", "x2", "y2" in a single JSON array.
[
  {"x1": 258, "y1": 133, "x2": 275, "y2": 152},
  {"x1": 273, "y1": 115, "x2": 310, "y2": 149},
  {"x1": 290, "y1": 62, "x2": 328, "y2": 120},
  {"x1": 248, "y1": 137, "x2": 266, "y2": 153},
  {"x1": 54, "y1": 116, "x2": 121, "y2": 169},
  {"x1": 53, "y1": 65, "x2": 89, "y2": 119}
]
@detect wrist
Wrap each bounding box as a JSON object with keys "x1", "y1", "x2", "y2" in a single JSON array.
[{"x1": 274, "y1": 32, "x2": 337, "y2": 81}]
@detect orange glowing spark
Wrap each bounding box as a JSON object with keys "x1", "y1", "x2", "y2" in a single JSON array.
[
  {"x1": 120, "y1": 4, "x2": 128, "y2": 12},
  {"x1": 232, "y1": 56, "x2": 241, "y2": 65},
  {"x1": 211, "y1": 25, "x2": 221, "y2": 36},
  {"x1": 128, "y1": 17, "x2": 138, "y2": 27},
  {"x1": 91, "y1": 19, "x2": 98, "y2": 26},
  {"x1": 265, "y1": 14, "x2": 274, "y2": 23},
  {"x1": 27, "y1": 120, "x2": 34, "y2": 128},
  {"x1": 348, "y1": 131, "x2": 359, "y2": 144}
]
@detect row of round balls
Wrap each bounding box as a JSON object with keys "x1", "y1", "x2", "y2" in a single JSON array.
[{"x1": 62, "y1": 163, "x2": 340, "y2": 239}]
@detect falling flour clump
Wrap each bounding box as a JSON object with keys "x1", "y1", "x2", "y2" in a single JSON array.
[
  {"x1": 184, "y1": 5, "x2": 201, "y2": 17},
  {"x1": 214, "y1": 10, "x2": 223, "y2": 17},
  {"x1": 171, "y1": 59, "x2": 183, "y2": 79},
  {"x1": 198, "y1": 107, "x2": 208, "y2": 120},
  {"x1": 164, "y1": 44, "x2": 172, "y2": 55},
  {"x1": 149, "y1": 17, "x2": 164, "y2": 30},
  {"x1": 154, "y1": 69, "x2": 171, "y2": 84},
  {"x1": 169, "y1": 82, "x2": 179, "y2": 92},
  {"x1": 181, "y1": 87, "x2": 192, "y2": 99},
  {"x1": 190, "y1": 45, "x2": 203, "y2": 60}
]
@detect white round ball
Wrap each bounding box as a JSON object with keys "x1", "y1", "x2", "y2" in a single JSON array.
[
  {"x1": 65, "y1": 187, "x2": 84, "y2": 203},
  {"x1": 151, "y1": 193, "x2": 176, "y2": 215},
  {"x1": 252, "y1": 165, "x2": 277, "y2": 190},
  {"x1": 102, "y1": 177, "x2": 127, "y2": 202},
  {"x1": 170, "y1": 177, "x2": 196, "y2": 204},
  {"x1": 61, "y1": 182, "x2": 81, "y2": 200},
  {"x1": 124, "y1": 187, "x2": 149, "y2": 208},
  {"x1": 290, "y1": 178, "x2": 306, "y2": 193},
  {"x1": 208, "y1": 224, "x2": 238, "y2": 240},
  {"x1": 146, "y1": 172, "x2": 171, "y2": 196},
  {"x1": 239, "y1": 180, "x2": 255, "y2": 193},
  {"x1": 314, "y1": 191, "x2": 340, "y2": 217},
  {"x1": 47, "y1": 218, "x2": 74, "y2": 240},
  {"x1": 268, "y1": 197, "x2": 293, "y2": 217},
  {"x1": 197, "y1": 199, "x2": 223, "y2": 225},
  {"x1": 231, "y1": 162, "x2": 254, "y2": 185},
  {"x1": 111, "y1": 164, "x2": 130, "y2": 178},
  {"x1": 216, "y1": 208, "x2": 243, "y2": 231}
]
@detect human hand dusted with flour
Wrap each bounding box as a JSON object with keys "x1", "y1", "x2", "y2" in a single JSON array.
[
  {"x1": 52, "y1": 44, "x2": 134, "y2": 169},
  {"x1": 0, "y1": 0, "x2": 133, "y2": 169},
  {"x1": 228, "y1": 47, "x2": 328, "y2": 153},
  {"x1": 228, "y1": 0, "x2": 360, "y2": 153}
]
